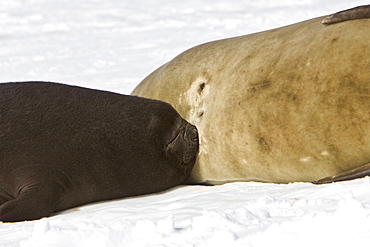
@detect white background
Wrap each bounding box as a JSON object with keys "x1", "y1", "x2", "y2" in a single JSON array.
[{"x1": 1, "y1": 0, "x2": 370, "y2": 246}]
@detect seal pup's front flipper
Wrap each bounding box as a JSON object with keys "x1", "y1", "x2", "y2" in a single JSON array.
[
  {"x1": 322, "y1": 5, "x2": 370, "y2": 24},
  {"x1": 313, "y1": 163, "x2": 370, "y2": 184}
]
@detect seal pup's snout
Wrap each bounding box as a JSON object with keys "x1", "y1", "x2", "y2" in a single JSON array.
[{"x1": 181, "y1": 123, "x2": 199, "y2": 167}]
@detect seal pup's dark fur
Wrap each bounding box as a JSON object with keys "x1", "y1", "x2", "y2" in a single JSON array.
[{"x1": 0, "y1": 82, "x2": 199, "y2": 222}]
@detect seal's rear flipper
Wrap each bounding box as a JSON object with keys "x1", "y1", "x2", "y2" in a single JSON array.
[
  {"x1": 313, "y1": 163, "x2": 370, "y2": 184},
  {"x1": 322, "y1": 5, "x2": 370, "y2": 25}
]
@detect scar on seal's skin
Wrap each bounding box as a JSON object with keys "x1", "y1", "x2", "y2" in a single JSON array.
[
  {"x1": 198, "y1": 83, "x2": 206, "y2": 94},
  {"x1": 322, "y1": 5, "x2": 370, "y2": 24}
]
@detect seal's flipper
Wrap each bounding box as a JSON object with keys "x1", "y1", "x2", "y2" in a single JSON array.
[
  {"x1": 322, "y1": 5, "x2": 370, "y2": 24},
  {"x1": 313, "y1": 163, "x2": 370, "y2": 184},
  {"x1": 0, "y1": 184, "x2": 63, "y2": 222}
]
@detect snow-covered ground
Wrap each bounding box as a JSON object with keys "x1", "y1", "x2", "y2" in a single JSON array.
[{"x1": 1, "y1": 0, "x2": 370, "y2": 246}]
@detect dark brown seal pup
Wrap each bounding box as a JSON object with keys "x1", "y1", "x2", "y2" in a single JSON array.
[{"x1": 0, "y1": 82, "x2": 199, "y2": 222}]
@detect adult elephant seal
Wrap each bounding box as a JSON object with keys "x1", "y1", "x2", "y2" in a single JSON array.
[
  {"x1": 132, "y1": 6, "x2": 370, "y2": 185},
  {"x1": 0, "y1": 82, "x2": 199, "y2": 222}
]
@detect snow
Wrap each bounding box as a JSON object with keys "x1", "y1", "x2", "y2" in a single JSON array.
[
  {"x1": 3, "y1": 180, "x2": 370, "y2": 246},
  {"x1": 1, "y1": 0, "x2": 370, "y2": 246}
]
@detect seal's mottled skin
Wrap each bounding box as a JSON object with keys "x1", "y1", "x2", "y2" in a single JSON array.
[
  {"x1": 132, "y1": 10, "x2": 370, "y2": 185},
  {"x1": 0, "y1": 82, "x2": 199, "y2": 222}
]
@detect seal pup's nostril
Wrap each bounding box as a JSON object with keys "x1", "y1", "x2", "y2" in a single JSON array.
[{"x1": 185, "y1": 125, "x2": 198, "y2": 142}]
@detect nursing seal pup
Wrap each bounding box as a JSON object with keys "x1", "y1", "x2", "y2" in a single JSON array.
[{"x1": 0, "y1": 82, "x2": 199, "y2": 222}]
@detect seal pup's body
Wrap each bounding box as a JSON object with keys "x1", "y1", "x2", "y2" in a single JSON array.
[{"x1": 0, "y1": 82, "x2": 199, "y2": 222}]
